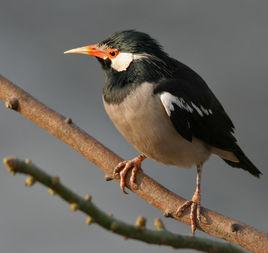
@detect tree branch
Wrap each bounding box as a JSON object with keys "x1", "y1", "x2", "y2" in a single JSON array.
[
  {"x1": 0, "y1": 74, "x2": 267, "y2": 253},
  {"x1": 3, "y1": 158, "x2": 245, "y2": 253}
]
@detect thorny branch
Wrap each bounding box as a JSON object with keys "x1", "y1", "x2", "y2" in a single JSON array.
[
  {"x1": 0, "y1": 74, "x2": 267, "y2": 253},
  {"x1": 3, "y1": 158, "x2": 245, "y2": 253}
]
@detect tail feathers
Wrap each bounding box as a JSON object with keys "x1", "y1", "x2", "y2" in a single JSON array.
[{"x1": 223, "y1": 144, "x2": 262, "y2": 178}]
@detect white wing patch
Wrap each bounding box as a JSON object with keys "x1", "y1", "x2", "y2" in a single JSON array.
[
  {"x1": 160, "y1": 92, "x2": 193, "y2": 116},
  {"x1": 191, "y1": 102, "x2": 204, "y2": 116},
  {"x1": 111, "y1": 52, "x2": 147, "y2": 72},
  {"x1": 159, "y1": 92, "x2": 213, "y2": 117}
]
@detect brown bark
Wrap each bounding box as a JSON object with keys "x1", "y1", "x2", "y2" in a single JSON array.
[{"x1": 0, "y1": 74, "x2": 267, "y2": 253}]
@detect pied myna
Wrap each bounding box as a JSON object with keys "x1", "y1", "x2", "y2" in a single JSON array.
[{"x1": 65, "y1": 30, "x2": 262, "y2": 234}]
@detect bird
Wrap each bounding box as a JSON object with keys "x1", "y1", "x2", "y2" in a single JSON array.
[{"x1": 64, "y1": 30, "x2": 262, "y2": 234}]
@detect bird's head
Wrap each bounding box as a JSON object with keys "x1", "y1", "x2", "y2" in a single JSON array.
[{"x1": 64, "y1": 30, "x2": 168, "y2": 72}]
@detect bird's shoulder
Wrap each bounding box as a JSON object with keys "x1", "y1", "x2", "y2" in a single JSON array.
[{"x1": 153, "y1": 62, "x2": 236, "y2": 150}]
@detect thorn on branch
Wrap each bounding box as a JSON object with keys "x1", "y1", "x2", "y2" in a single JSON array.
[
  {"x1": 5, "y1": 98, "x2": 19, "y2": 111},
  {"x1": 85, "y1": 216, "x2": 94, "y2": 225},
  {"x1": 110, "y1": 222, "x2": 119, "y2": 232},
  {"x1": 1, "y1": 156, "x2": 248, "y2": 253},
  {"x1": 154, "y1": 218, "x2": 165, "y2": 231},
  {"x1": 25, "y1": 176, "x2": 35, "y2": 187},
  {"x1": 70, "y1": 203, "x2": 79, "y2": 212},
  {"x1": 25, "y1": 159, "x2": 32, "y2": 164},
  {"x1": 51, "y1": 176, "x2": 60, "y2": 185},
  {"x1": 3, "y1": 157, "x2": 17, "y2": 175},
  {"x1": 231, "y1": 223, "x2": 242, "y2": 233},
  {"x1": 48, "y1": 188, "x2": 56, "y2": 196},
  {"x1": 64, "y1": 117, "x2": 73, "y2": 124},
  {"x1": 135, "y1": 216, "x2": 146, "y2": 229},
  {"x1": 104, "y1": 174, "x2": 113, "y2": 181},
  {"x1": 84, "y1": 194, "x2": 92, "y2": 201},
  {"x1": 163, "y1": 210, "x2": 172, "y2": 218}
]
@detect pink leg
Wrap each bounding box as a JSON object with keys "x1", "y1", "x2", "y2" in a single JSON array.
[
  {"x1": 176, "y1": 165, "x2": 202, "y2": 235},
  {"x1": 113, "y1": 154, "x2": 146, "y2": 194}
]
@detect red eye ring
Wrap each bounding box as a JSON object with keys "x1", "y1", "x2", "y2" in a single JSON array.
[{"x1": 107, "y1": 48, "x2": 119, "y2": 58}]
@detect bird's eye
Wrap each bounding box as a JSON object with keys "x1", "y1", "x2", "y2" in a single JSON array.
[{"x1": 107, "y1": 49, "x2": 119, "y2": 58}]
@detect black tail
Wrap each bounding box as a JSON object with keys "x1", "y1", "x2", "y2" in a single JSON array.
[{"x1": 223, "y1": 144, "x2": 262, "y2": 178}]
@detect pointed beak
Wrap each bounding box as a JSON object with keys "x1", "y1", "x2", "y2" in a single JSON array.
[{"x1": 64, "y1": 44, "x2": 107, "y2": 59}]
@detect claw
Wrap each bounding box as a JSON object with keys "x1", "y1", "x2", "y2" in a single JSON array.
[
  {"x1": 113, "y1": 164, "x2": 123, "y2": 177},
  {"x1": 176, "y1": 200, "x2": 201, "y2": 235},
  {"x1": 196, "y1": 204, "x2": 201, "y2": 223},
  {"x1": 176, "y1": 200, "x2": 192, "y2": 217},
  {"x1": 175, "y1": 165, "x2": 203, "y2": 235},
  {"x1": 190, "y1": 202, "x2": 197, "y2": 235},
  {"x1": 119, "y1": 161, "x2": 133, "y2": 194},
  {"x1": 113, "y1": 154, "x2": 146, "y2": 194}
]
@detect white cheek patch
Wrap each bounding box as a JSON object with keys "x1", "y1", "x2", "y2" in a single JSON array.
[
  {"x1": 111, "y1": 52, "x2": 147, "y2": 72},
  {"x1": 111, "y1": 52, "x2": 133, "y2": 72}
]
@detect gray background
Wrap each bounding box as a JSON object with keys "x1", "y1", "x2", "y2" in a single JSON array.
[{"x1": 0, "y1": 1, "x2": 267, "y2": 252}]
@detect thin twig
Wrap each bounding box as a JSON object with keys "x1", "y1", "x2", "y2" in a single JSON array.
[
  {"x1": 0, "y1": 74, "x2": 267, "y2": 253},
  {"x1": 3, "y1": 158, "x2": 245, "y2": 253}
]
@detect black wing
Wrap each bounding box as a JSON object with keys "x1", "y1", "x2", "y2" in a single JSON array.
[
  {"x1": 154, "y1": 64, "x2": 261, "y2": 177},
  {"x1": 154, "y1": 77, "x2": 236, "y2": 151}
]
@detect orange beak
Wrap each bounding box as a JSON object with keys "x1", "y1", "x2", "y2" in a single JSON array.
[{"x1": 64, "y1": 44, "x2": 107, "y2": 59}]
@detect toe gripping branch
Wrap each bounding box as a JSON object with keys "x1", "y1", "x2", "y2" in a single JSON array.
[
  {"x1": 113, "y1": 154, "x2": 146, "y2": 194},
  {"x1": 176, "y1": 165, "x2": 202, "y2": 235}
]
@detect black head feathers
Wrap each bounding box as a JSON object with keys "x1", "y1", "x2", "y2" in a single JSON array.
[{"x1": 99, "y1": 30, "x2": 166, "y2": 57}]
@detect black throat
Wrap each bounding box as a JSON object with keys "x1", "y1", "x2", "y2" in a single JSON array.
[{"x1": 101, "y1": 55, "x2": 176, "y2": 104}]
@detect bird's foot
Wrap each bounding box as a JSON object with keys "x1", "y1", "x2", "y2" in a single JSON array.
[
  {"x1": 113, "y1": 154, "x2": 146, "y2": 194},
  {"x1": 176, "y1": 190, "x2": 201, "y2": 235}
]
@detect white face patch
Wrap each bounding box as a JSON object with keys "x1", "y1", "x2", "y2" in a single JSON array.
[
  {"x1": 111, "y1": 52, "x2": 147, "y2": 72},
  {"x1": 159, "y1": 92, "x2": 213, "y2": 117}
]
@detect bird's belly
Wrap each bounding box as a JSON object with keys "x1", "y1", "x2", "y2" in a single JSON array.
[{"x1": 103, "y1": 83, "x2": 210, "y2": 168}]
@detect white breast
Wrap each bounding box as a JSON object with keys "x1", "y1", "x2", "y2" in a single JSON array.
[{"x1": 103, "y1": 82, "x2": 211, "y2": 168}]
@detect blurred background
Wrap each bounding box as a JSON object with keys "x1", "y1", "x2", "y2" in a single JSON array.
[{"x1": 0, "y1": 1, "x2": 267, "y2": 252}]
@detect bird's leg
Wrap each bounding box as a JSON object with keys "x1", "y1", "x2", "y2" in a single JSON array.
[
  {"x1": 113, "y1": 154, "x2": 146, "y2": 194},
  {"x1": 176, "y1": 165, "x2": 202, "y2": 235}
]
